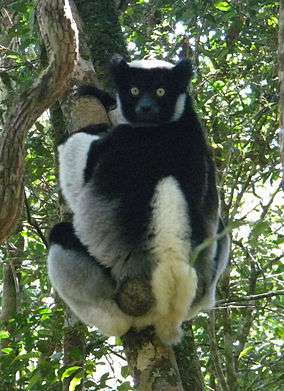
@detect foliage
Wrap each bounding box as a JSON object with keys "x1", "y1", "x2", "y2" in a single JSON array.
[{"x1": 0, "y1": 0, "x2": 283, "y2": 390}]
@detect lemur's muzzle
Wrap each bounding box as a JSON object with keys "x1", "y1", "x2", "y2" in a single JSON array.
[{"x1": 135, "y1": 95, "x2": 160, "y2": 123}]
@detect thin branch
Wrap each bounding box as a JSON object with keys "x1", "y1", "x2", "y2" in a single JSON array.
[
  {"x1": 207, "y1": 314, "x2": 230, "y2": 391},
  {"x1": 217, "y1": 290, "x2": 284, "y2": 306},
  {"x1": 24, "y1": 191, "x2": 48, "y2": 248}
]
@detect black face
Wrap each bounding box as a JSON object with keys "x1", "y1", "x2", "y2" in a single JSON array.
[{"x1": 110, "y1": 57, "x2": 193, "y2": 125}]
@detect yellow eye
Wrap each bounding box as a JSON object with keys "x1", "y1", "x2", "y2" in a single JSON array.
[
  {"x1": 156, "y1": 88, "x2": 166, "y2": 97},
  {"x1": 130, "y1": 87, "x2": 140, "y2": 96}
]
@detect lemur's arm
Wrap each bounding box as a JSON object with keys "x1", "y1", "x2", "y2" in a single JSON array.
[
  {"x1": 58, "y1": 128, "x2": 112, "y2": 212},
  {"x1": 47, "y1": 222, "x2": 132, "y2": 336},
  {"x1": 77, "y1": 85, "x2": 116, "y2": 111},
  {"x1": 77, "y1": 84, "x2": 124, "y2": 126}
]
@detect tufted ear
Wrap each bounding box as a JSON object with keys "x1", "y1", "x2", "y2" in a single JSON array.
[
  {"x1": 172, "y1": 59, "x2": 193, "y2": 89},
  {"x1": 109, "y1": 54, "x2": 129, "y2": 85}
]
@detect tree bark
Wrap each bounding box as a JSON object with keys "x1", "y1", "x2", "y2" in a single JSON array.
[
  {"x1": 123, "y1": 328, "x2": 184, "y2": 391},
  {"x1": 0, "y1": 0, "x2": 78, "y2": 243},
  {"x1": 0, "y1": 231, "x2": 23, "y2": 391},
  {"x1": 174, "y1": 323, "x2": 204, "y2": 391}
]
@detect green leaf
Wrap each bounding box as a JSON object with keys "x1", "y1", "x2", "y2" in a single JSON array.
[
  {"x1": 121, "y1": 365, "x2": 130, "y2": 378},
  {"x1": 239, "y1": 345, "x2": 253, "y2": 360},
  {"x1": 214, "y1": 1, "x2": 231, "y2": 11},
  {"x1": 69, "y1": 376, "x2": 82, "y2": 391},
  {"x1": 252, "y1": 221, "x2": 270, "y2": 236},
  {"x1": 61, "y1": 366, "x2": 81, "y2": 381},
  {"x1": 0, "y1": 330, "x2": 10, "y2": 339},
  {"x1": 1, "y1": 347, "x2": 13, "y2": 354},
  {"x1": 118, "y1": 381, "x2": 133, "y2": 391}
]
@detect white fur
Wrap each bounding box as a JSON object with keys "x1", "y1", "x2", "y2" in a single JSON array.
[
  {"x1": 47, "y1": 244, "x2": 132, "y2": 336},
  {"x1": 171, "y1": 93, "x2": 186, "y2": 121},
  {"x1": 115, "y1": 94, "x2": 129, "y2": 125},
  {"x1": 59, "y1": 133, "x2": 99, "y2": 211},
  {"x1": 129, "y1": 59, "x2": 174, "y2": 69},
  {"x1": 146, "y1": 176, "x2": 197, "y2": 343},
  {"x1": 109, "y1": 106, "x2": 127, "y2": 126}
]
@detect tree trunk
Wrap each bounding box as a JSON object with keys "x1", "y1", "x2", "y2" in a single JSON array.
[
  {"x1": 0, "y1": 231, "x2": 23, "y2": 391},
  {"x1": 174, "y1": 323, "x2": 204, "y2": 391},
  {"x1": 123, "y1": 328, "x2": 184, "y2": 391}
]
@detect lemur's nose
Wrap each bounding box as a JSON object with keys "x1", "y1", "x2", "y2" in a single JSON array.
[
  {"x1": 135, "y1": 94, "x2": 159, "y2": 117},
  {"x1": 140, "y1": 105, "x2": 151, "y2": 113}
]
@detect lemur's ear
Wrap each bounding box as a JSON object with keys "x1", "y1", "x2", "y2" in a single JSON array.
[
  {"x1": 110, "y1": 54, "x2": 129, "y2": 84},
  {"x1": 173, "y1": 59, "x2": 193, "y2": 89}
]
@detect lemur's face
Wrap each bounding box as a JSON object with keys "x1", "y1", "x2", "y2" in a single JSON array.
[{"x1": 110, "y1": 57, "x2": 192, "y2": 126}]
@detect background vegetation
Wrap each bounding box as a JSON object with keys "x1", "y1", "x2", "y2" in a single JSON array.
[{"x1": 0, "y1": 0, "x2": 283, "y2": 390}]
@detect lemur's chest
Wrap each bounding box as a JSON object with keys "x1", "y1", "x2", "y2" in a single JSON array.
[
  {"x1": 88, "y1": 129, "x2": 206, "y2": 246},
  {"x1": 94, "y1": 128, "x2": 205, "y2": 201}
]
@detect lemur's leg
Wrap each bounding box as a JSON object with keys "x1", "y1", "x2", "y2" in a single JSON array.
[
  {"x1": 149, "y1": 176, "x2": 198, "y2": 345},
  {"x1": 47, "y1": 222, "x2": 132, "y2": 337},
  {"x1": 188, "y1": 219, "x2": 230, "y2": 319}
]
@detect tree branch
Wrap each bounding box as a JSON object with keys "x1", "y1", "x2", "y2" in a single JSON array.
[
  {"x1": 0, "y1": 0, "x2": 79, "y2": 243},
  {"x1": 24, "y1": 191, "x2": 48, "y2": 248},
  {"x1": 216, "y1": 290, "x2": 284, "y2": 306}
]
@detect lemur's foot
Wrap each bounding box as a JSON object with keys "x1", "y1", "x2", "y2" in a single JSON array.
[
  {"x1": 155, "y1": 321, "x2": 183, "y2": 346},
  {"x1": 115, "y1": 278, "x2": 154, "y2": 317}
]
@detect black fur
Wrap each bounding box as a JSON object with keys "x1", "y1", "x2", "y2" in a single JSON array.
[
  {"x1": 48, "y1": 222, "x2": 87, "y2": 252},
  {"x1": 77, "y1": 85, "x2": 116, "y2": 111},
  {"x1": 52, "y1": 58, "x2": 229, "y2": 329},
  {"x1": 76, "y1": 58, "x2": 221, "y2": 303},
  {"x1": 73, "y1": 123, "x2": 110, "y2": 136},
  {"x1": 83, "y1": 96, "x2": 218, "y2": 248},
  {"x1": 111, "y1": 58, "x2": 193, "y2": 124}
]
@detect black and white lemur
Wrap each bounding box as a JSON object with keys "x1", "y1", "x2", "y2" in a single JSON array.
[{"x1": 47, "y1": 56, "x2": 230, "y2": 345}]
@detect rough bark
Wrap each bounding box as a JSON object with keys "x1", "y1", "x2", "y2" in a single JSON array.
[
  {"x1": 63, "y1": 309, "x2": 86, "y2": 391},
  {"x1": 0, "y1": 0, "x2": 78, "y2": 243},
  {"x1": 174, "y1": 323, "x2": 204, "y2": 391},
  {"x1": 279, "y1": 0, "x2": 284, "y2": 188},
  {"x1": 74, "y1": 0, "x2": 129, "y2": 88},
  {"x1": 123, "y1": 328, "x2": 184, "y2": 391},
  {"x1": 0, "y1": 232, "x2": 24, "y2": 391},
  {"x1": 0, "y1": 264, "x2": 17, "y2": 323}
]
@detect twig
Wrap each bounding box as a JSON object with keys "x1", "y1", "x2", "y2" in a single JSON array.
[
  {"x1": 24, "y1": 191, "x2": 48, "y2": 248},
  {"x1": 217, "y1": 290, "x2": 284, "y2": 306}
]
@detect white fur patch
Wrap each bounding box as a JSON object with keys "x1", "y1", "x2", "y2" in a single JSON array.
[
  {"x1": 129, "y1": 59, "x2": 174, "y2": 69},
  {"x1": 148, "y1": 176, "x2": 198, "y2": 343},
  {"x1": 58, "y1": 133, "x2": 99, "y2": 211},
  {"x1": 115, "y1": 94, "x2": 129, "y2": 125},
  {"x1": 171, "y1": 93, "x2": 186, "y2": 121}
]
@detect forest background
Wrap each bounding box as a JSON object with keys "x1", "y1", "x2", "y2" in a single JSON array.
[{"x1": 0, "y1": 0, "x2": 283, "y2": 390}]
